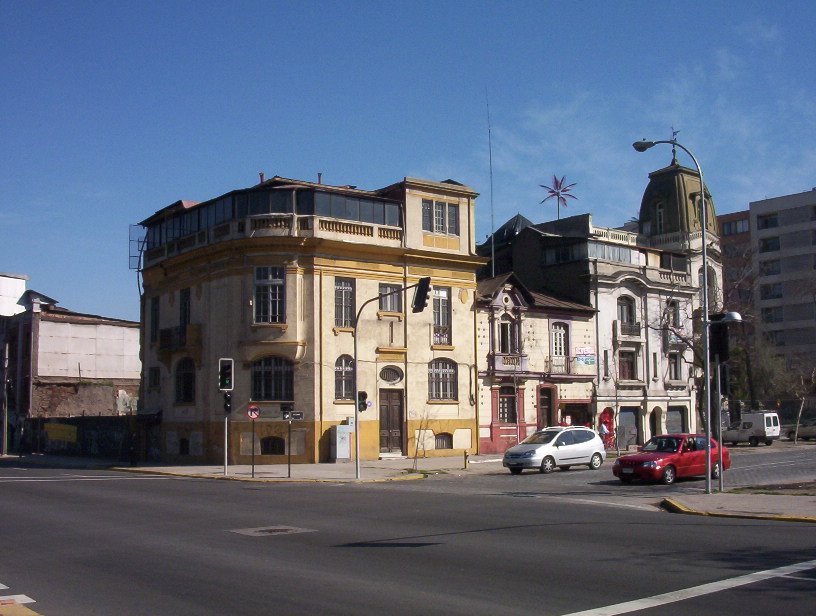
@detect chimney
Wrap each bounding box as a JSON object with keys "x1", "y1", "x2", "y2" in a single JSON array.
[{"x1": 259, "y1": 172, "x2": 265, "y2": 184}]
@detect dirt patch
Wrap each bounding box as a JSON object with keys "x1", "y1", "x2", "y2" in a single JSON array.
[{"x1": 731, "y1": 481, "x2": 816, "y2": 496}]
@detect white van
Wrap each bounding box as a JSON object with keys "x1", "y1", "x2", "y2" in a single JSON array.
[{"x1": 721, "y1": 411, "x2": 781, "y2": 447}]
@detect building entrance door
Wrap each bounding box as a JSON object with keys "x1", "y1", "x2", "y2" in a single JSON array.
[{"x1": 379, "y1": 389, "x2": 404, "y2": 454}]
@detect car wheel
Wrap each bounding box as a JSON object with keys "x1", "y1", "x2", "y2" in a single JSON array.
[
  {"x1": 661, "y1": 465, "x2": 676, "y2": 485},
  {"x1": 711, "y1": 462, "x2": 721, "y2": 479},
  {"x1": 749, "y1": 437, "x2": 759, "y2": 447},
  {"x1": 509, "y1": 467, "x2": 522, "y2": 475},
  {"x1": 765, "y1": 439, "x2": 773, "y2": 446},
  {"x1": 540, "y1": 456, "x2": 555, "y2": 474},
  {"x1": 588, "y1": 453, "x2": 603, "y2": 470}
]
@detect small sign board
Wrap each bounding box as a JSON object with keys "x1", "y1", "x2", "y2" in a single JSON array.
[
  {"x1": 247, "y1": 405, "x2": 260, "y2": 420},
  {"x1": 291, "y1": 411, "x2": 304, "y2": 420}
]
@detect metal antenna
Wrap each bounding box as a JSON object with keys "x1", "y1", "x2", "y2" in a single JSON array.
[{"x1": 486, "y1": 89, "x2": 495, "y2": 278}]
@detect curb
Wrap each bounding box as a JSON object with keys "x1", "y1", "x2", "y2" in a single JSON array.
[
  {"x1": 661, "y1": 498, "x2": 816, "y2": 524},
  {"x1": 111, "y1": 466, "x2": 427, "y2": 483}
]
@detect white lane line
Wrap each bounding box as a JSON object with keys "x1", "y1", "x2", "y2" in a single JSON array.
[
  {"x1": 552, "y1": 496, "x2": 656, "y2": 512},
  {"x1": 560, "y1": 559, "x2": 816, "y2": 616},
  {"x1": 0, "y1": 594, "x2": 35, "y2": 604},
  {"x1": 0, "y1": 476, "x2": 170, "y2": 483},
  {"x1": 0, "y1": 583, "x2": 7, "y2": 589}
]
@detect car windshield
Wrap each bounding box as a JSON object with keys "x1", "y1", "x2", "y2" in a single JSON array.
[
  {"x1": 521, "y1": 431, "x2": 558, "y2": 445},
  {"x1": 642, "y1": 437, "x2": 680, "y2": 453}
]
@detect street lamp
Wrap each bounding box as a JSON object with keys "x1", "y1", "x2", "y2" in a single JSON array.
[{"x1": 633, "y1": 138, "x2": 715, "y2": 494}]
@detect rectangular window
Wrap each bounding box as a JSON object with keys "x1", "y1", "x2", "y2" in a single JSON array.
[
  {"x1": 254, "y1": 267, "x2": 286, "y2": 324},
  {"x1": 761, "y1": 306, "x2": 784, "y2": 323},
  {"x1": 668, "y1": 354, "x2": 681, "y2": 380},
  {"x1": 422, "y1": 199, "x2": 433, "y2": 231},
  {"x1": 760, "y1": 283, "x2": 783, "y2": 300},
  {"x1": 498, "y1": 386, "x2": 517, "y2": 423},
  {"x1": 760, "y1": 259, "x2": 781, "y2": 275},
  {"x1": 618, "y1": 351, "x2": 636, "y2": 381},
  {"x1": 433, "y1": 287, "x2": 451, "y2": 345},
  {"x1": 335, "y1": 278, "x2": 355, "y2": 328},
  {"x1": 378, "y1": 283, "x2": 402, "y2": 313},
  {"x1": 448, "y1": 204, "x2": 459, "y2": 235},
  {"x1": 179, "y1": 287, "x2": 191, "y2": 329},
  {"x1": 757, "y1": 213, "x2": 778, "y2": 229},
  {"x1": 149, "y1": 297, "x2": 159, "y2": 343},
  {"x1": 433, "y1": 201, "x2": 446, "y2": 233},
  {"x1": 737, "y1": 219, "x2": 749, "y2": 233},
  {"x1": 429, "y1": 359, "x2": 457, "y2": 400},
  {"x1": 603, "y1": 350, "x2": 609, "y2": 378},
  {"x1": 148, "y1": 367, "x2": 161, "y2": 389},
  {"x1": 759, "y1": 237, "x2": 780, "y2": 253}
]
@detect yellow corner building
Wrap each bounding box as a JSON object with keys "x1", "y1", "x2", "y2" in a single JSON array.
[{"x1": 137, "y1": 174, "x2": 484, "y2": 464}]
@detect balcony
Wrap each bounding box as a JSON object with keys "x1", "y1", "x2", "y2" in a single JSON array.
[
  {"x1": 663, "y1": 329, "x2": 687, "y2": 349},
  {"x1": 489, "y1": 353, "x2": 529, "y2": 373},
  {"x1": 158, "y1": 324, "x2": 203, "y2": 365},
  {"x1": 614, "y1": 320, "x2": 643, "y2": 341},
  {"x1": 433, "y1": 325, "x2": 451, "y2": 346}
]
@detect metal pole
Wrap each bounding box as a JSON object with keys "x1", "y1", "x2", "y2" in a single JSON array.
[
  {"x1": 251, "y1": 417, "x2": 255, "y2": 479},
  {"x1": 715, "y1": 354, "x2": 724, "y2": 492},
  {"x1": 2, "y1": 342, "x2": 8, "y2": 457},
  {"x1": 224, "y1": 415, "x2": 229, "y2": 476},
  {"x1": 287, "y1": 419, "x2": 292, "y2": 479},
  {"x1": 634, "y1": 139, "x2": 712, "y2": 494}
]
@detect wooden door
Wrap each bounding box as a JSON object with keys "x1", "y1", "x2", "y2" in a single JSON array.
[{"x1": 379, "y1": 389, "x2": 404, "y2": 453}]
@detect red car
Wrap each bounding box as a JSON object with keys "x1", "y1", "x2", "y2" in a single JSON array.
[{"x1": 612, "y1": 433, "x2": 731, "y2": 485}]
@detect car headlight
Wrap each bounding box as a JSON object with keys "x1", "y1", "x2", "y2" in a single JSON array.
[
  {"x1": 641, "y1": 461, "x2": 659, "y2": 469},
  {"x1": 522, "y1": 450, "x2": 536, "y2": 458}
]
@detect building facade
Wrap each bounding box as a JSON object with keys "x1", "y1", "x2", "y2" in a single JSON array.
[
  {"x1": 475, "y1": 274, "x2": 596, "y2": 454},
  {"x1": 749, "y1": 189, "x2": 816, "y2": 370},
  {"x1": 137, "y1": 175, "x2": 484, "y2": 464},
  {"x1": 0, "y1": 273, "x2": 141, "y2": 455},
  {"x1": 480, "y1": 156, "x2": 721, "y2": 448}
]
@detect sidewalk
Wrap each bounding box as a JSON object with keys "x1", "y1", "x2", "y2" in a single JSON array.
[{"x1": 4, "y1": 453, "x2": 815, "y2": 523}]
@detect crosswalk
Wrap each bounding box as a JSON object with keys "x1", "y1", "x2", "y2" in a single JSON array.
[{"x1": 0, "y1": 580, "x2": 40, "y2": 616}]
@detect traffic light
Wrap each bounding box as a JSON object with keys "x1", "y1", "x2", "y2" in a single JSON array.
[
  {"x1": 412, "y1": 277, "x2": 432, "y2": 313},
  {"x1": 218, "y1": 358, "x2": 234, "y2": 392},
  {"x1": 223, "y1": 392, "x2": 232, "y2": 414},
  {"x1": 357, "y1": 391, "x2": 368, "y2": 412},
  {"x1": 709, "y1": 316, "x2": 730, "y2": 362}
]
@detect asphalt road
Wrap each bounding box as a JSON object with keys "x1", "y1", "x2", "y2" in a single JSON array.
[{"x1": 1, "y1": 445, "x2": 815, "y2": 616}]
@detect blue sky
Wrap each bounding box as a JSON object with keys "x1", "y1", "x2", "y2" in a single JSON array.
[{"x1": 2, "y1": 1, "x2": 814, "y2": 322}]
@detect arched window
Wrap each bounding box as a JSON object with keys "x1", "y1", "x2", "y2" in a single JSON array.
[
  {"x1": 251, "y1": 356, "x2": 294, "y2": 401},
  {"x1": 666, "y1": 300, "x2": 680, "y2": 327},
  {"x1": 335, "y1": 355, "x2": 354, "y2": 400},
  {"x1": 428, "y1": 358, "x2": 457, "y2": 400},
  {"x1": 175, "y1": 357, "x2": 195, "y2": 403},
  {"x1": 261, "y1": 436, "x2": 286, "y2": 455},
  {"x1": 498, "y1": 314, "x2": 519, "y2": 354},
  {"x1": 498, "y1": 386, "x2": 517, "y2": 423},
  {"x1": 617, "y1": 296, "x2": 636, "y2": 324}
]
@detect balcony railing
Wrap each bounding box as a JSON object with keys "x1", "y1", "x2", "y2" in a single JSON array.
[
  {"x1": 158, "y1": 324, "x2": 201, "y2": 352},
  {"x1": 433, "y1": 326, "x2": 451, "y2": 346},
  {"x1": 615, "y1": 320, "x2": 642, "y2": 338}
]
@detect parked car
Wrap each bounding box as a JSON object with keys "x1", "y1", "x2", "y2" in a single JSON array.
[
  {"x1": 721, "y1": 411, "x2": 780, "y2": 446},
  {"x1": 502, "y1": 426, "x2": 606, "y2": 475},
  {"x1": 612, "y1": 434, "x2": 730, "y2": 485},
  {"x1": 783, "y1": 418, "x2": 816, "y2": 441}
]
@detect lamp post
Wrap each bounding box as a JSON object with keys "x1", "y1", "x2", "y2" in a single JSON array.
[{"x1": 633, "y1": 138, "x2": 714, "y2": 493}]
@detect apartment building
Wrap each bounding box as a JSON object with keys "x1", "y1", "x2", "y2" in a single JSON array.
[
  {"x1": 137, "y1": 175, "x2": 484, "y2": 464},
  {"x1": 750, "y1": 188, "x2": 816, "y2": 369}
]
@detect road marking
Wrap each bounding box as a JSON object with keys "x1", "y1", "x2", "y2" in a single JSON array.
[
  {"x1": 0, "y1": 595, "x2": 35, "y2": 604},
  {"x1": 554, "y1": 497, "x2": 656, "y2": 512},
  {"x1": 0, "y1": 475, "x2": 170, "y2": 483},
  {"x1": 560, "y1": 559, "x2": 816, "y2": 616},
  {"x1": 0, "y1": 583, "x2": 7, "y2": 590}
]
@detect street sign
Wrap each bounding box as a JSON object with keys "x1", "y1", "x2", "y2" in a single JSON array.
[
  {"x1": 291, "y1": 411, "x2": 304, "y2": 420},
  {"x1": 247, "y1": 405, "x2": 260, "y2": 420}
]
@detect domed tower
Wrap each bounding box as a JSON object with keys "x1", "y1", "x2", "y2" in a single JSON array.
[
  {"x1": 638, "y1": 147, "x2": 719, "y2": 248},
  {"x1": 637, "y1": 146, "x2": 723, "y2": 311}
]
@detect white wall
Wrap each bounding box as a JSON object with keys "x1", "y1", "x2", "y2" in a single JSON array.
[{"x1": 37, "y1": 321, "x2": 141, "y2": 379}]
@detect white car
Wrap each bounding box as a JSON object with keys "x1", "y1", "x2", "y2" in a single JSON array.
[{"x1": 502, "y1": 426, "x2": 606, "y2": 475}]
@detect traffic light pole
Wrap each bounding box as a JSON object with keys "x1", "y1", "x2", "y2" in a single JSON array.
[{"x1": 352, "y1": 279, "x2": 430, "y2": 480}]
